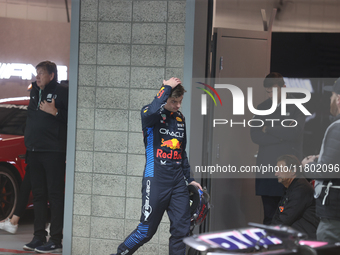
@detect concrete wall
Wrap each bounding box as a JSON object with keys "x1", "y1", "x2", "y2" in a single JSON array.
[{"x1": 72, "y1": 1, "x2": 187, "y2": 254}]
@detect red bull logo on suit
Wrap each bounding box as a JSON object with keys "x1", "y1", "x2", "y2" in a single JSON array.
[
  {"x1": 157, "y1": 138, "x2": 182, "y2": 160},
  {"x1": 160, "y1": 138, "x2": 181, "y2": 149}
]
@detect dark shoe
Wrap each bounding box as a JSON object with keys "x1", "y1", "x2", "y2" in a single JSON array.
[
  {"x1": 35, "y1": 240, "x2": 62, "y2": 253},
  {"x1": 23, "y1": 237, "x2": 46, "y2": 251}
]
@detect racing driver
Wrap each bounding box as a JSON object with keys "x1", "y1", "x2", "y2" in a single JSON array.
[{"x1": 111, "y1": 77, "x2": 202, "y2": 255}]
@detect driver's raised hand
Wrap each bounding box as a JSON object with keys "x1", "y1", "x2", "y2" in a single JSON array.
[{"x1": 163, "y1": 77, "x2": 181, "y2": 89}]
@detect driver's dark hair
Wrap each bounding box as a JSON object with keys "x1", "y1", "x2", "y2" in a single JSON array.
[
  {"x1": 36, "y1": 61, "x2": 58, "y2": 82},
  {"x1": 263, "y1": 72, "x2": 284, "y2": 88},
  {"x1": 170, "y1": 84, "x2": 186, "y2": 98}
]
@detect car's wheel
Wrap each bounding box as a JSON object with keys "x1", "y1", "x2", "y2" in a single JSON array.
[{"x1": 0, "y1": 166, "x2": 19, "y2": 221}]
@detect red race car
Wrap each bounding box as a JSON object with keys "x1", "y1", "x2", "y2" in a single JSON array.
[{"x1": 0, "y1": 97, "x2": 30, "y2": 221}]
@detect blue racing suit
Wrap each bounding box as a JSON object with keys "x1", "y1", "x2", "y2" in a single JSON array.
[{"x1": 115, "y1": 85, "x2": 193, "y2": 255}]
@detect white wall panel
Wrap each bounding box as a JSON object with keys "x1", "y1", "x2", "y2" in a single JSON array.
[
  {"x1": 0, "y1": 0, "x2": 70, "y2": 22},
  {"x1": 214, "y1": 0, "x2": 340, "y2": 32}
]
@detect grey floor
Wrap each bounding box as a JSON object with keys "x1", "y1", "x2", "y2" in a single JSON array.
[
  {"x1": 0, "y1": 211, "x2": 57, "y2": 255},
  {"x1": 0, "y1": 210, "x2": 34, "y2": 252}
]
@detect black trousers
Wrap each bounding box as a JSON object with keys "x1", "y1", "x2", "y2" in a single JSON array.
[
  {"x1": 13, "y1": 165, "x2": 31, "y2": 217},
  {"x1": 29, "y1": 151, "x2": 66, "y2": 244},
  {"x1": 261, "y1": 195, "x2": 281, "y2": 225}
]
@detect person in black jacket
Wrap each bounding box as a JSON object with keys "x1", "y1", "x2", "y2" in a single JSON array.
[
  {"x1": 250, "y1": 72, "x2": 306, "y2": 225},
  {"x1": 272, "y1": 155, "x2": 319, "y2": 239},
  {"x1": 23, "y1": 61, "x2": 68, "y2": 253},
  {"x1": 302, "y1": 78, "x2": 340, "y2": 243}
]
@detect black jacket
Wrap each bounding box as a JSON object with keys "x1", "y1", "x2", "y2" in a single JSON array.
[
  {"x1": 271, "y1": 178, "x2": 319, "y2": 239},
  {"x1": 250, "y1": 97, "x2": 305, "y2": 196},
  {"x1": 305, "y1": 114, "x2": 340, "y2": 221},
  {"x1": 25, "y1": 80, "x2": 68, "y2": 152}
]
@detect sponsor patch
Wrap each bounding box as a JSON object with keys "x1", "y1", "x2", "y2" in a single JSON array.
[
  {"x1": 142, "y1": 180, "x2": 152, "y2": 221},
  {"x1": 157, "y1": 87, "x2": 165, "y2": 98}
]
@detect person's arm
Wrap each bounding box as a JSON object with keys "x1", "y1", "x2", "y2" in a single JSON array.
[
  {"x1": 271, "y1": 183, "x2": 311, "y2": 226},
  {"x1": 250, "y1": 124, "x2": 282, "y2": 145},
  {"x1": 180, "y1": 115, "x2": 202, "y2": 190},
  {"x1": 265, "y1": 107, "x2": 305, "y2": 141},
  {"x1": 181, "y1": 129, "x2": 191, "y2": 183},
  {"x1": 39, "y1": 85, "x2": 68, "y2": 123},
  {"x1": 180, "y1": 114, "x2": 192, "y2": 182},
  {"x1": 250, "y1": 101, "x2": 285, "y2": 145},
  {"x1": 250, "y1": 111, "x2": 282, "y2": 146},
  {"x1": 54, "y1": 84, "x2": 68, "y2": 123},
  {"x1": 141, "y1": 78, "x2": 180, "y2": 127},
  {"x1": 141, "y1": 85, "x2": 172, "y2": 127},
  {"x1": 302, "y1": 124, "x2": 340, "y2": 179}
]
